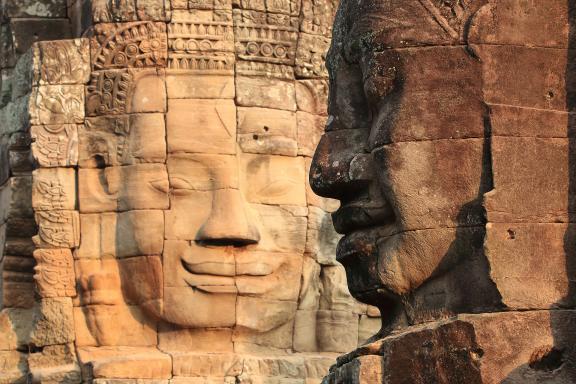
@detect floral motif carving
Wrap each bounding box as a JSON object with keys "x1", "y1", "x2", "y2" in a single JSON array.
[
  {"x1": 35, "y1": 39, "x2": 90, "y2": 85},
  {"x1": 295, "y1": 34, "x2": 329, "y2": 78},
  {"x1": 33, "y1": 249, "x2": 76, "y2": 298},
  {"x1": 91, "y1": 22, "x2": 168, "y2": 70},
  {"x1": 30, "y1": 85, "x2": 85, "y2": 125},
  {"x1": 34, "y1": 210, "x2": 80, "y2": 248},
  {"x1": 86, "y1": 70, "x2": 134, "y2": 116},
  {"x1": 234, "y1": 25, "x2": 297, "y2": 65},
  {"x1": 30, "y1": 125, "x2": 79, "y2": 167}
]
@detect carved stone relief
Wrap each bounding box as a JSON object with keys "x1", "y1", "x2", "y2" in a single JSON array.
[{"x1": 0, "y1": 0, "x2": 382, "y2": 382}]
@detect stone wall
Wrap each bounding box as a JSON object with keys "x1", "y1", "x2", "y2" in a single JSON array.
[{"x1": 0, "y1": 0, "x2": 382, "y2": 382}]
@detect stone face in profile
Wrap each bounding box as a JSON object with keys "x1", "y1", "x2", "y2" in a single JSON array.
[
  {"x1": 310, "y1": 0, "x2": 576, "y2": 382},
  {"x1": 0, "y1": 0, "x2": 383, "y2": 382}
]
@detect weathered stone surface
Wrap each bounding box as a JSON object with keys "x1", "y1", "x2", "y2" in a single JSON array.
[
  {"x1": 237, "y1": 107, "x2": 298, "y2": 156},
  {"x1": 30, "y1": 298, "x2": 75, "y2": 347},
  {"x1": 33, "y1": 248, "x2": 76, "y2": 298},
  {"x1": 77, "y1": 347, "x2": 172, "y2": 379},
  {"x1": 31, "y1": 124, "x2": 79, "y2": 167},
  {"x1": 78, "y1": 164, "x2": 169, "y2": 212},
  {"x1": 76, "y1": 210, "x2": 164, "y2": 258},
  {"x1": 236, "y1": 76, "x2": 296, "y2": 111},
  {"x1": 166, "y1": 73, "x2": 235, "y2": 99},
  {"x1": 2, "y1": 0, "x2": 67, "y2": 18},
  {"x1": 241, "y1": 154, "x2": 306, "y2": 206},
  {"x1": 32, "y1": 168, "x2": 76, "y2": 211},
  {"x1": 79, "y1": 114, "x2": 166, "y2": 167},
  {"x1": 33, "y1": 210, "x2": 80, "y2": 248},
  {"x1": 28, "y1": 344, "x2": 81, "y2": 384},
  {"x1": 74, "y1": 305, "x2": 157, "y2": 347},
  {"x1": 166, "y1": 99, "x2": 236, "y2": 154}
]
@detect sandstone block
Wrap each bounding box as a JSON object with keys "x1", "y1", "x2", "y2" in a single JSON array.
[
  {"x1": 78, "y1": 164, "x2": 169, "y2": 212},
  {"x1": 30, "y1": 85, "x2": 85, "y2": 125},
  {"x1": 319, "y1": 265, "x2": 354, "y2": 311},
  {"x1": 295, "y1": 33, "x2": 330, "y2": 78},
  {"x1": 0, "y1": 350, "x2": 28, "y2": 384},
  {"x1": 10, "y1": 19, "x2": 72, "y2": 57},
  {"x1": 31, "y1": 124, "x2": 79, "y2": 167},
  {"x1": 305, "y1": 207, "x2": 340, "y2": 265},
  {"x1": 166, "y1": 73, "x2": 235, "y2": 99},
  {"x1": 316, "y1": 310, "x2": 358, "y2": 353},
  {"x1": 296, "y1": 112, "x2": 325, "y2": 157},
  {"x1": 485, "y1": 222, "x2": 575, "y2": 309},
  {"x1": 241, "y1": 154, "x2": 306, "y2": 206},
  {"x1": 166, "y1": 99, "x2": 237, "y2": 155},
  {"x1": 163, "y1": 287, "x2": 236, "y2": 327},
  {"x1": 80, "y1": 114, "x2": 167, "y2": 167},
  {"x1": 237, "y1": 107, "x2": 297, "y2": 156},
  {"x1": 28, "y1": 344, "x2": 81, "y2": 384},
  {"x1": 298, "y1": 257, "x2": 321, "y2": 310},
  {"x1": 485, "y1": 137, "x2": 570, "y2": 223},
  {"x1": 33, "y1": 248, "x2": 76, "y2": 298},
  {"x1": 236, "y1": 76, "x2": 296, "y2": 111},
  {"x1": 295, "y1": 79, "x2": 328, "y2": 115},
  {"x1": 293, "y1": 309, "x2": 317, "y2": 352},
  {"x1": 358, "y1": 315, "x2": 380, "y2": 346},
  {"x1": 77, "y1": 347, "x2": 172, "y2": 379},
  {"x1": 32, "y1": 168, "x2": 76, "y2": 211},
  {"x1": 75, "y1": 259, "x2": 123, "y2": 306},
  {"x1": 479, "y1": 45, "x2": 568, "y2": 111},
  {"x1": 251, "y1": 204, "x2": 307, "y2": 254},
  {"x1": 171, "y1": 353, "x2": 242, "y2": 378},
  {"x1": 74, "y1": 305, "x2": 157, "y2": 347},
  {"x1": 76, "y1": 210, "x2": 164, "y2": 258},
  {"x1": 158, "y1": 325, "x2": 233, "y2": 353},
  {"x1": 236, "y1": 295, "x2": 297, "y2": 333},
  {"x1": 30, "y1": 297, "x2": 75, "y2": 347},
  {"x1": 91, "y1": 23, "x2": 168, "y2": 70},
  {"x1": 34, "y1": 210, "x2": 80, "y2": 248},
  {"x1": 86, "y1": 69, "x2": 166, "y2": 116}
]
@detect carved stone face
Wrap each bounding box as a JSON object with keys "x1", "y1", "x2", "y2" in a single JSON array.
[{"x1": 310, "y1": 0, "x2": 496, "y2": 323}]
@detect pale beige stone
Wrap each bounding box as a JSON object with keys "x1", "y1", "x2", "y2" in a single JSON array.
[
  {"x1": 296, "y1": 112, "x2": 325, "y2": 157},
  {"x1": 30, "y1": 85, "x2": 85, "y2": 125},
  {"x1": 250, "y1": 204, "x2": 307, "y2": 254},
  {"x1": 79, "y1": 114, "x2": 167, "y2": 167},
  {"x1": 319, "y1": 265, "x2": 354, "y2": 312},
  {"x1": 76, "y1": 210, "x2": 164, "y2": 259},
  {"x1": 0, "y1": 350, "x2": 28, "y2": 384},
  {"x1": 163, "y1": 287, "x2": 236, "y2": 328},
  {"x1": 233, "y1": 317, "x2": 295, "y2": 353},
  {"x1": 75, "y1": 259, "x2": 123, "y2": 306},
  {"x1": 34, "y1": 210, "x2": 80, "y2": 248},
  {"x1": 298, "y1": 257, "x2": 321, "y2": 310},
  {"x1": 236, "y1": 251, "x2": 303, "y2": 301},
  {"x1": 305, "y1": 207, "x2": 340, "y2": 266},
  {"x1": 316, "y1": 310, "x2": 358, "y2": 353},
  {"x1": 168, "y1": 153, "x2": 238, "y2": 190},
  {"x1": 292, "y1": 309, "x2": 317, "y2": 353},
  {"x1": 79, "y1": 164, "x2": 169, "y2": 213},
  {"x1": 358, "y1": 315, "x2": 380, "y2": 346},
  {"x1": 130, "y1": 69, "x2": 167, "y2": 114},
  {"x1": 33, "y1": 248, "x2": 76, "y2": 298},
  {"x1": 236, "y1": 295, "x2": 297, "y2": 333},
  {"x1": 166, "y1": 99, "x2": 237, "y2": 155},
  {"x1": 74, "y1": 305, "x2": 157, "y2": 347},
  {"x1": 77, "y1": 347, "x2": 172, "y2": 379},
  {"x1": 28, "y1": 344, "x2": 81, "y2": 384},
  {"x1": 241, "y1": 154, "x2": 306, "y2": 206},
  {"x1": 237, "y1": 107, "x2": 298, "y2": 157},
  {"x1": 166, "y1": 73, "x2": 235, "y2": 99},
  {"x1": 30, "y1": 124, "x2": 79, "y2": 167},
  {"x1": 172, "y1": 353, "x2": 242, "y2": 378},
  {"x1": 32, "y1": 168, "x2": 76, "y2": 211},
  {"x1": 236, "y1": 76, "x2": 296, "y2": 111},
  {"x1": 158, "y1": 326, "x2": 233, "y2": 353},
  {"x1": 30, "y1": 297, "x2": 75, "y2": 347},
  {"x1": 295, "y1": 80, "x2": 328, "y2": 115}
]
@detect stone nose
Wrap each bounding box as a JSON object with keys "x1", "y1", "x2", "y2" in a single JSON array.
[{"x1": 195, "y1": 188, "x2": 260, "y2": 246}]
